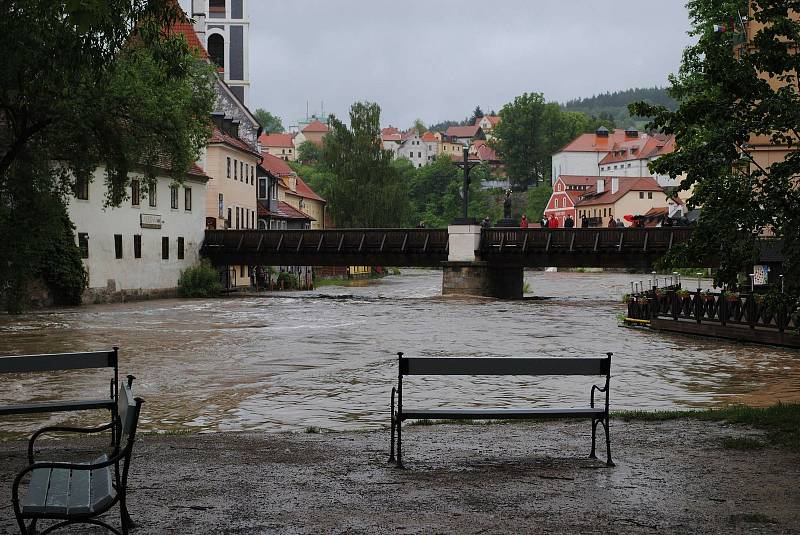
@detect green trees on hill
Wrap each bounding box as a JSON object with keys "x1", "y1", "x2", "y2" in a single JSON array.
[{"x1": 563, "y1": 87, "x2": 677, "y2": 128}]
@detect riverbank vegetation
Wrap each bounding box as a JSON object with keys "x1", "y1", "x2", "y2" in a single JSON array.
[{"x1": 178, "y1": 262, "x2": 223, "y2": 298}]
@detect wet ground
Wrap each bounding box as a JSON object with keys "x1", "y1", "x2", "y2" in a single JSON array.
[
  {"x1": 1, "y1": 270, "x2": 799, "y2": 437},
  {"x1": 1, "y1": 419, "x2": 798, "y2": 534}
]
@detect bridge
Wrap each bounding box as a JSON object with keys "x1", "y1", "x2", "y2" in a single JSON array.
[
  {"x1": 201, "y1": 227, "x2": 693, "y2": 269},
  {"x1": 201, "y1": 227, "x2": 706, "y2": 298}
]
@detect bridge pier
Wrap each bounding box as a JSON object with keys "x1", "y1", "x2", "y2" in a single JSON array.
[{"x1": 442, "y1": 225, "x2": 524, "y2": 299}]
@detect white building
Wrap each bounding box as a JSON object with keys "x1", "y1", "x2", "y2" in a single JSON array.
[
  {"x1": 68, "y1": 166, "x2": 209, "y2": 295},
  {"x1": 396, "y1": 131, "x2": 437, "y2": 168}
]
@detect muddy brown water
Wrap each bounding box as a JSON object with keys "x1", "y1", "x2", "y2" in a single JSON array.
[{"x1": 0, "y1": 270, "x2": 798, "y2": 436}]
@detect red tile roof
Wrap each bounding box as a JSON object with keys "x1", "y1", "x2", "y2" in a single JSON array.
[
  {"x1": 302, "y1": 120, "x2": 330, "y2": 133},
  {"x1": 476, "y1": 115, "x2": 501, "y2": 127},
  {"x1": 557, "y1": 129, "x2": 643, "y2": 153},
  {"x1": 261, "y1": 153, "x2": 294, "y2": 177},
  {"x1": 575, "y1": 176, "x2": 663, "y2": 207},
  {"x1": 446, "y1": 125, "x2": 482, "y2": 138},
  {"x1": 597, "y1": 134, "x2": 674, "y2": 165},
  {"x1": 259, "y1": 133, "x2": 295, "y2": 149},
  {"x1": 257, "y1": 200, "x2": 315, "y2": 221},
  {"x1": 381, "y1": 127, "x2": 399, "y2": 136},
  {"x1": 475, "y1": 144, "x2": 498, "y2": 162},
  {"x1": 421, "y1": 132, "x2": 438, "y2": 142},
  {"x1": 291, "y1": 176, "x2": 326, "y2": 203},
  {"x1": 209, "y1": 127, "x2": 261, "y2": 157},
  {"x1": 381, "y1": 133, "x2": 402, "y2": 142},
  {"x1": 189, "y1": 164, "x2": 210, "y2": 178}
]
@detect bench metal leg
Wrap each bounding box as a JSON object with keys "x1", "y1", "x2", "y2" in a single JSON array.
[
  {"x1": 589, "y1": 417, "x2": 599, "y2": 460},
  {"x1": 602, "y1": 418, "x2": 614, "y2": 467},
  {"x1": 396, "y1": 418, "x2": 404, "y2": 469},
  {"x1": 389, "y1": 387, "x2": 396, "y2": 463},
  {"x1": 39, "y1": 519, "x2": 123, "y2": 535}
]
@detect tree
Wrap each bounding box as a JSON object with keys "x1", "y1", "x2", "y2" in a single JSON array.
[
  {"x1": 470, "y1": 106, "x2": 485, "y2": 125},
  {"x1": 631, "y1": 0, "x2": 800, "y2": 294},
  {"x1": 296, "y1": 140, "x2": 323, "y2": 163},
  {"x1": 254, "y1": 109, "x2": 284, "y2": 133},
  {"x1": 323, "y1": 102, "x2": 410, "y2": 227},
  {"x1": 0, "y1": 2, "x2": 215, "y2": 311}
]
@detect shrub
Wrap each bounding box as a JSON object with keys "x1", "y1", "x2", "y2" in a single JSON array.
[
  {"x1": 277, "y1": 271, "x2": 299, "y2": 290},
  {"x1": 178, "y1": 261, "x2": 223, "y2": 298}
]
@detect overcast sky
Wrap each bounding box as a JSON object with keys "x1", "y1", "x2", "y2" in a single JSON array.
[{"x1": 181, "y1": 0, "x2": 694, "y2": 129}]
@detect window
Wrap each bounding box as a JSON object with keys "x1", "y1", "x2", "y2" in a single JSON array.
[
  {"x1": 208, "y1": 33, "x2": 225, "y2": 69},
  {"x1": 234, "y1": 159, "x2": 238, "y2": 180},
  {"x1": 114, "y1": 234, "x2": 123, "y2": 259},
  {"x1": 227, "y1": 157, "x2": 231, "y2": 178},
  {"x1": 258, "y1": 177, "x2": 267, "y2": 199},
  {"x1": 131, "y1": 180, "x2": 140, "y2": 206},
  {"x1": 240, "y1": 265, "x2": 245, "y2": 278},
  {"x1": 149, "y1": 182, "x2": 157, "y2": 207},
  {"x1": 236, "y1": 207, "x2": 240, "y2": 229},
  {"x1": 185, "y1": 188, "x2": 192, "y2": 211},
  {"x1": 227, "y1": 207, "x2": 232, "y2": 228},
  {"x1": 73, "y1": 177, "x2": 89, "y2": 200},
  {"x1": 78, "y1": 233, "x2": 89, "y2": 259},
  {"x1": 177, "y1": 237, "x2": 185, "y2": 260},
  {"x1": 251, "y1": 165, "x2": 255, "y2": 184},
  {"x1": 170, "y1": 185, "x2": 179, "y2": 209},
  {"x1": 272, "y1": 180, "x2": 277, "y2": 200},
  {"x1": 161, "y1": 237, "x2": 169, "y2": 260},
  {"x1": 251, "y1": 212, "x2": 255, "y2": 229},
  {"x1": 134, "y1": 235, "x2": 142, "y2": 259},
  {"x1": 240, "y1": 162, "x2": 244, "y2": 182},
  {"x1": 639, "y1": 192, "x2": 644, "y2": 199},
  {"x1": 648, "y1": 192, "x2": 653, "y2": 199},
  {"x1": 219, "y1": 194, "x2": 224, "y2": 218}
]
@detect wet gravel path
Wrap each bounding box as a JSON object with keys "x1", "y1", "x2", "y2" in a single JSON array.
[{"x1": 1, "y1": 419, "x2": 798, "y2": 534}]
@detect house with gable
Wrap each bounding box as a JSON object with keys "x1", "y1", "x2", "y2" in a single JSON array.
[
  {"x1": 259, "y1": 132, "x2": 297, "y2": 161},
  {"x1": 445, "y1": 125, "x2": 486, "y2": 146}
]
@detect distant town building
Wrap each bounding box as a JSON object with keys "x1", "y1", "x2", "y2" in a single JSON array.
[
  {"x1": 396, "y1": 131, "x2": 437, "y2": 168},
  {"x1": 476, "y1": 115, "x2": 501, "y2": 138},
  {"x1": 259, "y1": 154, "x2": 326, "y2": 230},
  {"x1": 296, "y1": 119, "x2": 330, "y2": 147},
  {"x1": 597, "y1": 132, "x2": 676, "y2": 187},
  {"x1": 445, "y1": 125, "x2": 485, "y2": 146},
  {"x1": 259, "y1": 133, "x2": 297, "y2": 161}
]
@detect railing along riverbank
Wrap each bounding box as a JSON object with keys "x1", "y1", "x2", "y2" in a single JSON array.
[{"x1": 627, "y1": 288, "x2": 800, "y2": 348}]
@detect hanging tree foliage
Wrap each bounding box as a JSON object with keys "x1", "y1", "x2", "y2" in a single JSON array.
[
  {"x1": 0, "y1": 1, "x2": 215, "y2": 311},
  {"x1": 631, "y1": 0, "x2": 800, "y2": 294}
]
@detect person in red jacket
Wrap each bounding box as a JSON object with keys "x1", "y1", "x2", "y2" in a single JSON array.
[
  {"x1": 520, "y1": 215, "x2": 529, "y2": 228},
  {"x1": 548, "y1": 214, "x2": 559, "y2": 228}
]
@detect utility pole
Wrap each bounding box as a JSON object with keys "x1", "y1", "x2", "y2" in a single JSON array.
[{"x1": 454, "y1": 146, "x2": 479, "y2": 224}]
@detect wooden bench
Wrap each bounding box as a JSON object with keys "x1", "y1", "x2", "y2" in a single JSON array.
[
  {"x1": 389, "y1": 352, "x2": 614, "y2": 468},
  {"x1": 12, "y1": 379, "x2": 144, "y2": 535},
  {"x1": 0, "y1": 349, "x2": 120, "y2": 418}
]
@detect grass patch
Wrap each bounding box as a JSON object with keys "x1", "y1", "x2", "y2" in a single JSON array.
[{"x1": 616, "y1": 403, "x2": 800, "y2": 453}]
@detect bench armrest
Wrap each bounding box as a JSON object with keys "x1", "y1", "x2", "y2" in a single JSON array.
[
  {"x1": 28, "y1": 421, "x2": 116, "y2": 464},
  {"x1": 590, "y1": 381, "x2": 609, "y2": 410}
]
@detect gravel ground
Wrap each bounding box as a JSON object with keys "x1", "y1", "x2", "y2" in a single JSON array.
[{"x1": 1, "y1": 419, "x2": 798, "y2": 534}]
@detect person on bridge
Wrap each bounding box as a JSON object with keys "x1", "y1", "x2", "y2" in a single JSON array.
[
  {"x1": 607, "y1": 216, "x2": 617, "y2": 228},
  {"x1": 564, "y1": 215, "x2": 575, "y2": 228},
  {"x1": 548, "y1": 215, "x2": 559, "y2": 228},
  {"x1": 481, "y1": 216, "x2": 491, "y2": 229},
  {"x1": 520, "y1": 215, "x2": 529, "y2": 228},
  {"x1": 540, "y1": 216, "x2": 548, "y2": 228}
]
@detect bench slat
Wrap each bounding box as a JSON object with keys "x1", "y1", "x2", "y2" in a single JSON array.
[
  {"x1": 90, "y1": 456, "x2": 113, "y2": 514},
  {"x1": 0, "y1": 351, "x2": 115, "y2": 374},
  {"x1": 22, "y1": 468, "x2": 51, "y2": 514},
  {"x1": 401, "y1": 408, "x2": 605, "y2": 420},
  {"x1": 44, "y1": 468, "x2": 70, "y2": 514},
  {"x1": 401, "y1": 357, "x2": 609, "y2": 376},
  {"x1": 66, "y1": 469, "x2": 91, "y2": 515},
  {"x1": 0, "y1": 399, "x2": 114, "y2": 415}
]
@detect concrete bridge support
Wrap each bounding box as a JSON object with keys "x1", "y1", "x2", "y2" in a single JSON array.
[{"x1": 442, "y1": 225, "x2": 523, "y2": 299}]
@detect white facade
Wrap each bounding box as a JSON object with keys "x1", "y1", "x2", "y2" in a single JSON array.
[
  {"x1": 551, "y1": 151, "x2": 608, "y2": 185},
  {"x1": 68, "y1": 167, "x2": 208, "y2": 291},
  {"x1": 599, "y1": 158, "x2": 678, "y2": 188},
  {"x1": 396, "y1": 133, "x2": 436, "y2": 168}
]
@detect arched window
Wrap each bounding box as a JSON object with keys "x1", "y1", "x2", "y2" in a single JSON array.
[{"x1": 208, "y1": 33, "x2": 225, "y2": 70}]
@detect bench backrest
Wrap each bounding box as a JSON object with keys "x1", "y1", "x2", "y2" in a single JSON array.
[
  {"x1": 399, "y1": 355, "x2": 611, "y2": 376},
  {"x1": 0, "y1": 350, "x2": 118, "y2": 374}
]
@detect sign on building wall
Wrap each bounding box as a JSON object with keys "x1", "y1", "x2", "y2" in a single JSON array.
[
  {"x1": 140, "y1": 214, "x2": 162, "y2": 229},
  {"x1": 753, "y1": 265, "x2": 769, "y2": 285}
]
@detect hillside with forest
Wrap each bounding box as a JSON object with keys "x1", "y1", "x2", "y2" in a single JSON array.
[{"x1": 561, "y1": 87, "x2": 677, "y2": 129}]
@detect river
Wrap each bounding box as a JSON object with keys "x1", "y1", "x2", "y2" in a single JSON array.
[{"x1": 1, "y1": 270, "x2": 798, "y2": 436}]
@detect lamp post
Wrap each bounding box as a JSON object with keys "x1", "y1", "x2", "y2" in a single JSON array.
[
  {"x1": 454, "y1": 146, "x2": 479, "y2": 224},
  {"x1": 651, "y1": 271, "x2": 657, "y2": 289},
  {"x1": 696, "y1": 272, "x2": 703, "y2": 291},
  {"x1": 780, "y1": 274, "x2": 784, "y2": 293},
  {"x1": 749, "y1": 273, "x2": 755, "y2": 293},
  {"x1": 673, "y1": 271, "x2": 680, "y2": 288}
]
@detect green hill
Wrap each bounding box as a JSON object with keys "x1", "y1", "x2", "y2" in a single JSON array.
[{"x1": 562, "y1": 87, "x2": 677, "y2": 129}]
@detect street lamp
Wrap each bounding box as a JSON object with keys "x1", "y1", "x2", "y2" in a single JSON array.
[
  {"x1": 673, "y1": 271, "x2": 680, "y2": 288},
  {"x1": 696, "y1": 272, "x2": 703, "y2": 291},
  {"x1": 652, "y1": 271, "x2": 657, "y2": 289},
  {"x1": 749, "y1": 273, "x2": 755, "y2": 293}
]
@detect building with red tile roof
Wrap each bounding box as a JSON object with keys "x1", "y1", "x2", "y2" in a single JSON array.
[
  {"x1": 445, "y1": 125, "x2": 485, "y2": 144},
  {"x1": 298, "y1": 119, "x2": 330, "y2": 147},
  {"x1": 259, "y1": 133, "x2": 297, "y2": 161},
  {"x1": 259, "y1": 153, "x2": 326, "y2": 229}
]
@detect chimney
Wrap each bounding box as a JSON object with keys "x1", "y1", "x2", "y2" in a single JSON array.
[
  {"x1": 211, "y1": 112, "x2": 224, "y2": 132},
  {"x1": 625, "y1": 127, "x2": 639, "y2": 138},
  {"x1": 191, "y1": 0, "x2": 206, "y2": 41},
  {"x1": 596, "y1": 178, "x2": 605, "y2": 194},
  {"x1": 596, "y1": 126, "x2": 610, "y2": 138},
  {"x1": 611, "y1": 177, "x2": 619, "y2": 194}
]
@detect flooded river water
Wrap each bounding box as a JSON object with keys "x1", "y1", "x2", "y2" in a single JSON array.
[{"x1": 1, "y1": 270, "x2": 798, "y2": 435}]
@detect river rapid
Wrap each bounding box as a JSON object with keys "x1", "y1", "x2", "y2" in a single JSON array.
[{"x1": 1, "y1": 270, "x2": 798, "y2": 435}]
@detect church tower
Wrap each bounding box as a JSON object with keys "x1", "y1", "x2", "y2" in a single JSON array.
[{"x1": 191, "y1": 0, "x2": 250, "y2": 105}]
